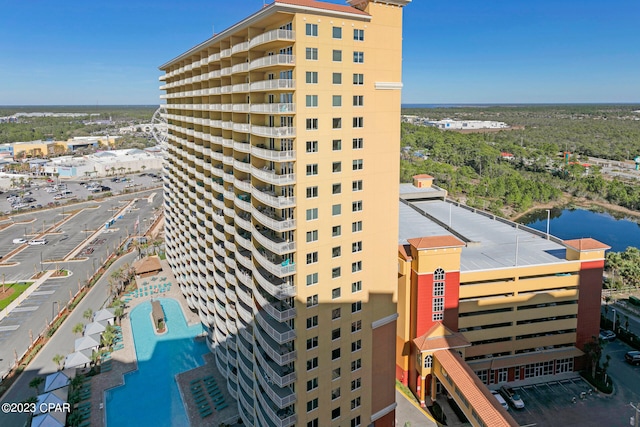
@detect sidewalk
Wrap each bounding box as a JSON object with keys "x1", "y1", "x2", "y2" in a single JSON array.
[{"x1": 395, "y1": 387, "x2": 437, "y2": 427}]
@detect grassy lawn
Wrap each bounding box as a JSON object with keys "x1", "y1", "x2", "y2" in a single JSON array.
[{"x1": 0, "y1": 283, "x2": 33, "y2": 310}]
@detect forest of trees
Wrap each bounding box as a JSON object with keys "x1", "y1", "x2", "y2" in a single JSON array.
[{"x1": 401, "y1": 104, "x2": 640, "y2": 216}]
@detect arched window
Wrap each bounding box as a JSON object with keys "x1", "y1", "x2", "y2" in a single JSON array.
[
  {"x1": 424, "y1": 354, "x2": 433, "y2": 369},
  {"x1": 434, "y1": 268, "x2": 445, "y2": 281}
]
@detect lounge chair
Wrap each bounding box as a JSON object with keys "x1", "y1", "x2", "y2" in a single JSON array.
[
  {"x1": 200, "y1": 408, "x2": 212, "y2": 418},
  {"x1": 216, "y1": 402, "x2": 228, "y2": 411},
  {"x1": 190, "y1": 379, "x2": 201, "y2": 385}
]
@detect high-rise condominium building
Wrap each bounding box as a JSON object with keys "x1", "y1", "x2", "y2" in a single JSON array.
[{"x1": 159, "y1": 1, "x2": 410, "y2": 426}]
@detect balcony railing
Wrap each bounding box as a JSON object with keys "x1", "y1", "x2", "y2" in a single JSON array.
[
  {"x1": 250, "y1": 103, "x2": 295, "y2": 114},
  {"x1": 251, "y1": 146, "x2": 295, "y2": 162},
  {"x1": 256, "y1": 369, "x2": 296, "y2": 409},
  {"x1": 254, "y1": 284, "x2": 296, "y2": 322},
  {"x1": 249, "y1": 78, "x2": 295, "y2": 92},
  {"x1": 252, "y1": 206, "x2": 296, "y2": 232},
  {"x1": 254, "y1": 308, "x2": 296, "y2": 345},
  {"x1": 253, "y1": 250, "x2": 296, "y2": 281},
  {"x1": 255, "y1": 392, "x2": 297, "y2": 427},
  {"x1": 249, "y1": 29, "x2": 295, "y2": 49},
  {"x1": 251, "y1": 166, "x2": 295, "y2": 185},
  {"x1": 254, "y1": 322, "x2": 296, "y2": 366},
  {"x1": 252, "y1": 225, "x2": 296, "y2": 255},
  {"x1": 251, "y1": 125, "x2": 295, "y2": 138},
  {"x1": 251, "y1": 186, "x2": 296, "y2": 208},
  {"x1": 255, "y1": 347, "x2": 296, "y2": 388}
]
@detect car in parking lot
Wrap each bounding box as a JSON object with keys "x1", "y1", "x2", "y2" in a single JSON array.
[
  {"x1": 500, "y1": 385, "x2": 525, "y2": 409},
  {"x1": 28, "y1": 238, "x2": 48, "y2": 245},
  {"x1": 625, "y1": 351, "x2": 640, "y2": 365},
  {"x1": 12, "y1": 238, "x2": 27, "y2": 244},
  {"x1": 491, "y1": 390, "x2": 509, "y2": 410},
  {"x1": 599, "y1": 329, "x2": 616, "y2": 341}
]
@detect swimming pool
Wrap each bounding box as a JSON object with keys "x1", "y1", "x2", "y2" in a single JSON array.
[{"x1": 105, "y1": 298, "x2": 207, "y2": 427}]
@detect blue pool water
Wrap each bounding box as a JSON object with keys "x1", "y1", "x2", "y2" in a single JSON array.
[{"x1": 105, "y1": 298, "x2": 207, "y2": 427}]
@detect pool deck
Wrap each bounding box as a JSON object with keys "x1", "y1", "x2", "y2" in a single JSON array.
[{"x1": 89, "y1": 259, "x2": 216, "y2": 427}]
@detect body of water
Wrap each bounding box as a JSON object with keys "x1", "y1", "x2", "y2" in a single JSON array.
[
  {"x1": 523, "y1": 208, "x2": 640, "y2": 252},
  {"x1": 105, "y1": 298, "x2": 207, "y2": 427}
]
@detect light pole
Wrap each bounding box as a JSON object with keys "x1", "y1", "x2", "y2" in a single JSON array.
[
  {"x1": 612, "y1": 309, "x2": 617, "y2": 332},
  {"x1": 546, "y1": 209, "x2": 551, "y2": 240},
  {"x1": 40, "y1": 251, "x2": 43, "y2": 272},
  {"x1": 631, "y1": 402, "x2": 640, "y2": 427}
]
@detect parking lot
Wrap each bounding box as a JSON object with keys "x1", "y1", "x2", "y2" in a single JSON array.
[{"x1": 0, "y1": 171, "x2": 163, "y2": 214}]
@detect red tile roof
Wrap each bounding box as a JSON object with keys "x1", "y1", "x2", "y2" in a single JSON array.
[
  {"x1": 398, "y1": 244, "x2": 412, "y2": 261},
  {"x1": 434, "y1": 349, "x2": 519, "y2": 427},
  {"x1": 564, "y1": 238, "x2": 610, "y2": 252},
  {"x1": 274, "y1": 0, "x2": 369, "y2": 16},
  {"x1": 407, "y1": 235, "x2": 465, "y2": 250},
  {"x1": 413, "y1": 174, "x2": 434, "y2": 179},
  {"x1": 413, "y1": 323, "x2": 470, "y2": 352}
]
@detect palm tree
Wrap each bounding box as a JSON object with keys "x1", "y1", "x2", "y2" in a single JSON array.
[
  {"x1": 29, "y1": 376, "x2": 44, "y2": 395},
  {"x1": 72, "y1": 322, "x2": 84, "y2": 336},
  {"x1": 113, "y1": 305, "x2": 125, "y2": 325},
  {"x1": 102, "y1": 325, "x2": 117, "y2": 350},
  {"x1": 52, "y1": 354, "x2": 64, "y2": 371},
  {"x1": 141, "y1": 165, "x2": 146, "y2": 173},
  {"x1": 83, "y1": 308, "x2": 93, "y2": 321}
]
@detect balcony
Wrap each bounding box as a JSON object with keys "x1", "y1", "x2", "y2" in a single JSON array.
[
  {"x1": 233, "y1": 122, "x2": 251, "y2": 133},
  {"x1": 252, "y1": 225, "x2": 295, "y2": 255},
  {"x1": 251, "y1": 146, "x2": 295, "y2": 162},
  {"x1": 252, "y1": 206, "x2": 295, "y2": 232},
  {"x1": 235, "y1": 231, "x2": 252, "y2": 251},
  {"x1": 253, "y1": 322, "x2": 296, "y2": 366},
  {"x1": 256, "y1": 370, "x2": 296, "y2": 409},
  {"x1": 251, "y1": 186, "x2": 296, "y2": 209},
  {"x1": 255, "y1": 391, "x2": 297, "y2": 427},
  {"x1": 231, "y1": 41, "x2": 249, "y2": 54},
  {"x1": 236, "y1": 282, "x2": 253, "y2": 308},
  {"x1": 249, "y1": 28, "x2": 295, "y2": 49},
  {"x1": 251, "y1": 166, "x2": 295, "y2": 186},
  {"x1": 254, "y1": 308, "x2": 295, "y2": 345},
  {"x1": 251, "y1": 125, "x2": 295, "y2": 138},
  {"x1": 253, "y1": 284, "x2": 296, "y2": 322},
  {"x1": 250, "y1": 103, "x2": 295, "y2": 114},
  {"x1": 232, "y1": 102, "x2": 250, "y2": 112},
  {"x1": 231, "y1": 62, "x2": 249, "y2": 73},
  {"x1": 249, "y1": 78, "x2": 295, "y2": 92},
  {"x1": 253, "y1": 265, "x2": 296, "y2": 299},
  {"x1": 255, "y1": 347, "x2": 296, "y2": 388}
]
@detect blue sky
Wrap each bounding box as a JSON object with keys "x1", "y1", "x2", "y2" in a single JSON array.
[{"x1": 0, "y1": 0, "x2": 638, "y2": 105}]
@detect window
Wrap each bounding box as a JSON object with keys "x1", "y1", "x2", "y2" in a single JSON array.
[
  {"x1": 351, "y1": 378, "x2": 361, "y2": 391},
  {"x1": 352, "y1": 201, "x2": 362, "y2": 212},
  {"x1": 332, "y1": 267, "x2": 341, "y2": 278},
  {"x1": 307, "y1": 315, "x2": 318, "y2": 329},
  {"x1": 306, "y1": 186, "x2": 318, "y2": 198},
  {"x1": 308, "y1": 420, "x2": 319, "y2": 427},
  {"x1": 354, "y1": 28, "x2": 364, "y2": 41},
  {"x1": 332, "y1": 226, "x2": 341, "y2": 237},
  {"x1": 332, "y1": 368, "x2": 341, "y2": 381},
  {"x1": 353, "y1": 73, "x2": 364, "y2": 85},
  {"x1": 332, "y1": 287, "x2": 341, "y2": 299},
  {"x1": 306, "y1": 118, "x2": 318, "y2": 130},
  {"x1": 332, "y1": 307, "x2": 341, "y2": 320},
  {"x1": 305, "y1": 23, "x2": 318, "y2": 36},
  {"x1": 306, "y1": 336, "x2": 318, "y2": 350},
  {"x1": 306, "y1": 140, "x2": 318, "y2": 152},
  {"x1": 332, "y1": 118, "x2": 342, "y2": 129},
  {"x1": 307, "y1": 398, "x2": 318, "y2": 412},
  {"x1": 353, "y1": 95, "x2": 364, "y2": 106},
  {"x1": 433, "y1": 297, "x2": 444, "y2": 312},
  {"x1": 332, "y1": 139, "x2": 342, "y2": 150},
  {"x1": 352, "y1": 261, "x2": 362, "y2": 273},
  {"x1": 306, "y1": 252, "x2": 318, "y2": 264},
  {"x1": 306, "y1": 294, "x2": 318, "y2": 307},
  {"x1": 353, "y1": 159, "x2": 363, "y2": 170},
  {"x1": 332, "y1": 328, "x2": 341, "y2": 340},
  {"x1": 353, "y1": 138, "x2": 363, "y2": 149},
  {"x1": 306, "y1": 208, "x2": 318, "y2": 221},
  {"x1": 434, "y1": 268, "x2": 445, "y2": 281},
  {"x1": 307, "y1": 377, "x2": 318, "y2": 391},
  {"x1": 306, "y1": 47, "x2": 318, "y2": 60},
  {"x1": 353, "y1": 51, "x2": 364, "y2": 63},
  {"x1": 352, "y1": 221, "x2": 362, "y2": 232},
  {"x1": 332, "y1": 183, "x2": 342, "y2": 194},
  {"x1": 350, "y1": 396, "x2": 361, "y2": 410},
  {"x1": 433, "y1": 312, "x2": 443, "y2": 321},
  {"x1": 352, "y1": 280, "x2": 362, "y2": 293},
  {"x1": 307, "y1": 357, "x2": 318, "y2": 370},
  {"x1": 332, "y1": 95, "x2": 342, "y2": 107},
  {"x1": 332, "y1": 50, "x2": 342, "y2": 62},
  {"x1": 351, "y1": 301, "x2": 362, "y2": 313},
  {"x1": 306, "y1": 164, "x2": 318, "y2": 176},
  {"x1": 331, "y1": 387, "x2": 341, "y2": 399},
  {"x1": 434, "y1": 281, "x2": 444, "y2": 297},
  {"x1": 351, "y1": 320, "x2": 362, "y2": 333},
  {"x1": 352, "y1": 180, "x2": 363, "y2": 191},
  {"x1": 332, "y1": 246, "x2": 341, "y2": 258},
  {"x1": 333, "y1": 72, "x2": 342, "y2": 84},
  {"x1": 306, "y1": 230, "x2": 318, "y2": 243},
  {"x1": 424, "y1": 354, "x2": 433, "y2": 368},
  {"x1": 331, "y1": 348, "x2": 341, "y2": 360},
  {"x1": 306, "y1": 71, "x2": 318, "y2": 84},
  {"x1": 332, "y1": 407, "x2": 341, "y2": 420},
  {"x1": 333, "y1": 26, "x2": 342, "y2": 39},
  {"x1": 351, "y1": 359, "x2": 362, "y2": 372},
  {"x1": 306, "y1": 272, "x2": 319, "y2": 286},
  {"x1": 306, "y1": 95, "x2": 318, "y2": 107},
  {"x1": 353, "y1": 117, "x2": 364, "y2": 128},
  {"x1": 351, "y1": 416, "x2": 362, "y2": 427},
  {"x1": 332, "y1": 161, "x2": 342, "y2": 173},
  {"x1": 332, "y1": 204, "x2": 341, "y2": 216}
]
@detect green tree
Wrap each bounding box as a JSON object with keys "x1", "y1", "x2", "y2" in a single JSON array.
[
  {"x1": 29, "y1": 376, "x2": 44, "y2": 395},
  {"x1": 72, "y1": 322, "x2": 84, "y2": 336},
  {"x1": 52, "y1": 354, "x2": 64, "y2": 371},
  {"x1": 83, "y1": 308, "x2": 93, "y2": 321}
]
